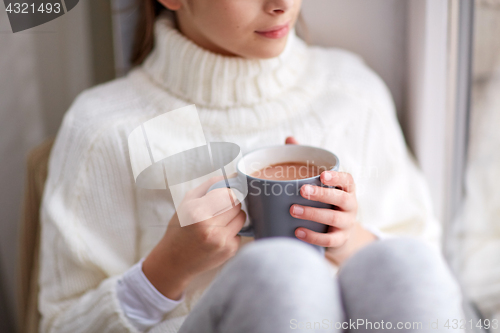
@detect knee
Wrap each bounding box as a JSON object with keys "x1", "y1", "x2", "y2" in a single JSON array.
[
  {"x1": 354, "y1": 238, "x2": 442, "y2": 271},
  {"x1": 227, "y1": 238, "x2": 331, "y2": 282},
  {"x1": 339, "y1": 238, "x2": 459, "y2": 291}
]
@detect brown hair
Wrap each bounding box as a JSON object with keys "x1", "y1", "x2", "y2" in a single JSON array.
[
  {"x1": 130, "y1": 1, "x2": 309, "y2": 67},
  {"x1": 131, "y1": 0, "x2": 167, "y2": 66}
]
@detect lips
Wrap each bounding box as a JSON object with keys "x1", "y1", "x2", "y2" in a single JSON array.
[{"x1": 255, "y1": 22, "x2": 290, "y2": 39}]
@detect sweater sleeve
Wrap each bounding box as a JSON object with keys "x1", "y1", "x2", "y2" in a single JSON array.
[
  {"x1": 116, "y1": 259, "x2": 185, "y2": 331},
  {"x1": 38, "y1": 92, "x2": 142, "y2": 333},
  {"x1": 354, "y1": 75, "x2": 442, "y2": 250}
]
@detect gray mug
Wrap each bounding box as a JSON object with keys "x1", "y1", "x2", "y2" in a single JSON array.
[{"x1": 208, "y1": 145, "x2": 339, "y2": 252}]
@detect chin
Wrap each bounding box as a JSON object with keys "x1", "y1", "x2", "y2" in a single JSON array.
[{"x1": 246, "y1": 40, "x2": 288, "y2": 59}]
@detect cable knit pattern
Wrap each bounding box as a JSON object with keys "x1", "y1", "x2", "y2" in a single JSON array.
[{"x1": 39, "y1": 16, "x2": 441, "y2": 333}]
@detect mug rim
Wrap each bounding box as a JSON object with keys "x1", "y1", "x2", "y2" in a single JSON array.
[{"x1": 237, "y1": 144, "x2": 339, "y2": 183}]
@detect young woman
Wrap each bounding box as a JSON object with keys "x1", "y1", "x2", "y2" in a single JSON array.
[{"x1": 39, "y1": 0, "x2": 464, "y2": 332}]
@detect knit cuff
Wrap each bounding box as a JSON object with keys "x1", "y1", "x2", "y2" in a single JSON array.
[{"x1": 116, "y1": 259, "x2": 185, "y2": 332}]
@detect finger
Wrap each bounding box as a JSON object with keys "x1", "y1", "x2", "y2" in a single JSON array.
[
  {"x1": 290, "y1": 205, "x2": 351, "y2": 229},
  {"x1": 201, "y1": 203, "x2": 242, "y2": 227},
  {"x1": 295, "y1": 227, "x2": 347, "y2": 248},
  {"x1": 300, "y1": 185, "x2": 356, "y2": 211},
  {"x1": 231, "y1": 234, "x2": 242, "y2": 252},
  {"x1": 202, "y1": 188, "x2": 240, "y2": 216},
  {"x1": 185, "y1": 189, "x2": 241, "y2": 226},
  {"x1": 206, "y1": 188, "x2": 241, "y2": 218},
  {"x1": 226, "y1": 210, "x2": 246, "y2": 235},
  {"x1": 185, "y1": 175, "x2": 226, "y2": 199},
  {"x1": 206, "y1": 187, "x2": 241, "y2": 209},
  {"x1": 285, "y1": 136, "x2": 299, "y2": 145},
  {"x1": 320, "y1": 171, "x2": 356, "y2": 193}
]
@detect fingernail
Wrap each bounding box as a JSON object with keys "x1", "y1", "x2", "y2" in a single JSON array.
[
  {"x1": 303, "y1": 185, "x2": 314, "y2": 195},
  {"x1": 296, "y1": 230, "x2": 306, "y2": 238},
  {"x1": 323, "y1": 172, "x2": 332, "y2": 181},
  {"x1": 293, "y1": 205, "x2": 304, "y2": 216}
]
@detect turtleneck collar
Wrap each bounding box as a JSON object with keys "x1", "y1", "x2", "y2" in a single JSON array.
[{"x1": 142, "y1": 15, "x2": 309, "y2": 109}]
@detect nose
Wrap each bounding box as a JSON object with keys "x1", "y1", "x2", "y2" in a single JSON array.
[{"x1": 264, "y1": 0, "x2": 294, "y2": 15}]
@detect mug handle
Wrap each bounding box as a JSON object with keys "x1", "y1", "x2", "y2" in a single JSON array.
[{"x1": 207, "y1": 178, "x2": 254, "y2": 237}]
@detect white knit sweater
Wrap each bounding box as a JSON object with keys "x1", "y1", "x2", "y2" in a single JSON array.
[{"x1": 39, "y1": 17, "x2": 441, "y2": 333}]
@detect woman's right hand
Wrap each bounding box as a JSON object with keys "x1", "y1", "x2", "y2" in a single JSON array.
[{"x1": 142, "y1": 177, "x2": 246, "y2": 300}]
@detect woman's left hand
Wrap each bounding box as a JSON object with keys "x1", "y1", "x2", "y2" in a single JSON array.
[{"x1": 285, "y1": 137, "x2": 376, "y2": 265}]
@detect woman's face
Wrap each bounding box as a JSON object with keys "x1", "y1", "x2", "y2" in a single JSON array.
[{"x1": 159, "y1": 0, "x2": 302, "y2": 59}]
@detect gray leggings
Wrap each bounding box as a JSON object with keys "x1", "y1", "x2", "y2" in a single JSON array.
[{"x1": 178, "y1": 238, "x2": 465, "y2": 333}]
